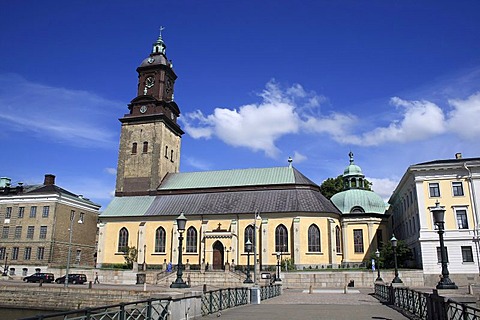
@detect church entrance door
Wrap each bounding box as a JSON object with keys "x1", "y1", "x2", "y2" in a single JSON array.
[{"x1": 212, "y1": 241, "x2": 224, "y2": 270}]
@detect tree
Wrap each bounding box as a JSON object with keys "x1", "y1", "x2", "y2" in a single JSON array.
[
  {"x1": 370, "y1": 240, "x2": 413, "y2": 269},
  {"x1": 122, "y1": 246, "x2": 138, "y2": 269},
  {"x1": 320, "y1": 175, "x2": 373, "y2": 199}
]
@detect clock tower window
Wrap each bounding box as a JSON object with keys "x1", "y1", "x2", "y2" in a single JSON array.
[
  {"x1": 132, "y1": 143, "x2": 137, "y2": 154},
  {"x1": 143, "y1": 142, "x2": 148, "y2": 153},
  {"x1": 170, "y1": 150, "x2": 174, "y2": 162},
  {"x1": 165, "y1": 146, "x2": 169, "y2": 158}
]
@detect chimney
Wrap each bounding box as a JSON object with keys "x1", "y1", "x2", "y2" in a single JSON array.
[
  {"x1": 455, "y1": 153, "x2": 462, "y2": 160},
  {"x1": 44, "y1": 174, "x2": 56, "y2": 186}
]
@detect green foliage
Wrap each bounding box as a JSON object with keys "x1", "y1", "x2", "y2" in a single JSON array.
[
  {"x1": 370, "y1": 240, "x2": 413, "y2": 269},
  {"x1": 282, "y1": 258, "x2": 295, "y2": 271},
  {"x1": 320, "y1": 175, "x2": 373, "y2": 199},
  {"x1": 122, "y1": 246, "x2": 138, "y2": 269}
]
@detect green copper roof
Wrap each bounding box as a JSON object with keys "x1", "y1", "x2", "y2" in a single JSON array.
[
  {"x1": 331, "y1": 189, "x2": 388, "y2": 215},
  {"x1": 343, "y1": 151, "x2": 364, "y2": 177},
  {"x1": 100, "y1": 196, "x2": 155, "y2": 217},
  {"x1": 158, "y1": 167, "x2": 313, "y2": 190}
]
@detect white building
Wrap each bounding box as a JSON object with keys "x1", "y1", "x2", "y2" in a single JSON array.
[{"x1": 388, "y1": 153, "x2": 480, "y2": 286}]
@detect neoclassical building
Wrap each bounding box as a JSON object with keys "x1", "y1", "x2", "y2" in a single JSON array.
[{"x1": 97, "y1": 32, "x2": 390, "y2": 271}]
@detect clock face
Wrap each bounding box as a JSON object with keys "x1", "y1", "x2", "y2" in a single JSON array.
[
  {"x1": 145, "y1": 77, "x2": 155, "y2": 88},
  {"x1": 140, "y1": 105, "x2": 147, "y2": 114}
]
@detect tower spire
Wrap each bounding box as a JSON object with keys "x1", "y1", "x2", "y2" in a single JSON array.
[
  {"x1": 349, "y1": 151, "x2": 354, "y2": 164},
  {"x1": 152, "y1": 26, "x2": 166, "y2": 55}
]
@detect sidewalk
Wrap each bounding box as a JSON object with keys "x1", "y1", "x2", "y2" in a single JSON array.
[{"x1": 205, "y1": 288, "x2": 410, "y2": 320}]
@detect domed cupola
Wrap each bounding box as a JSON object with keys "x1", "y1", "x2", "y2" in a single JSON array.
[
  {"x1": 343, "y1": 151, "x2": 365, "y2": 189},
  {"x1": 331, "y1": 152, "x2": 388, "y2": 215}
]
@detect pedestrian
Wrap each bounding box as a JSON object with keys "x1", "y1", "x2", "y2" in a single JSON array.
[
  {"x1": 167, "y1": 261, "x2": 172, "y2": 272},
  {"x1": 206, "y1": 262, "x2": 209, "y2": 271},
  {"x1": 94, "y1": 272, "x2": 100, "y2": 284}
]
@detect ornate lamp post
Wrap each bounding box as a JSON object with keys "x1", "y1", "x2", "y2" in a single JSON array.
[
  {"x1": 171, "y1": 213, "x2": 190, "y2": 288},
  {"x1": 431, "y1": 201, "x2": 458, "y2": 289},
  {"x1": 65, "y1": 211, "x2": 83, "y2": 288},
  {"x1": 375, "y1": 249, "x2": 383, "y2": 282},
  {"x1": 244, "y1": 239, "x2": 253, "y2": 283},
  {"x1": 390, "y1": 235, "x2": 403, "y2": 284},
  {"x1": 276, "y1": 252, "x2": 282, "y2": 281}
]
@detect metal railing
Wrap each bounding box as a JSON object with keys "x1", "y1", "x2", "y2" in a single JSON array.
[
  {"x1": 260, "y1": 284, "x2": 281, "y2": 300},
  {"x1": 374, "y1": 283, "x2": 480, "y2": 320},
  {"x1": 19, "y1": 298, "x2": 171, "y2": 320},
  {"x1": 201, "y1": 287, "x2": 249, "y2": 316}
]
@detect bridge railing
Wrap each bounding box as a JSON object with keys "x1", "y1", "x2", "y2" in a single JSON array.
[
  {"x1": 201, "y1": 284, "x2": 282, "y2": 316},
  {"x1": 374, "y1": 283, "x2": 480, "y2": 320},
  {"x1": 19, "y1": 298, "x2": 171, "y2": 320},
  {"x1": 201, "y1": 287, "x2": 249, "y2": 316}
]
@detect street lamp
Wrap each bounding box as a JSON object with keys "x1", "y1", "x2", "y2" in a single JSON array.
[
  {"x1": 375, "y1": 249, "x2": 383, "y2": 282},
  {"x1": 431, "y1": 201, "x2": 458, "y2": 289},
  {"x1": 65, "y1": 211, "x2": 83, "y2": 288},
  {"x1": 171, "y1": 212, "x2": 190, "y2": 288},
  {"x1": 390, "y1": 235, "x2": 403, "y2": 284},
  {"x1": 276, "y1": 252, "x2": 282, "y2": 281},
  {"x1": 143, "y1": 244, "x2": 147, "y2": 271},
  {"x1": 244, "y1": 239, "x2": 253, "y2": 283}
]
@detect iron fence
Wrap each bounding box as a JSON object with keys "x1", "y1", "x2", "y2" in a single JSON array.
[
  {"x1": 374, "y1": 283, "x2": 480, "y2": 320},
  {"x1": 18, "y1": 298, "x2": 171, "y2": 320},
  {"x1": 260, "y1": 284, "x2": 281, "y2": 300},
  {"x1": 201, "y1": 287, "x2": 249, "y2": 316}
]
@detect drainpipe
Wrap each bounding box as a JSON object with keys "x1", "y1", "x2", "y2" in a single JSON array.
[{"x1": 464, "y1": 162, "x2": 480, "y2": 273}]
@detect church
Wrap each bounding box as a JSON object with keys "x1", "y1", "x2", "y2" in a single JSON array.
[{"x1": 96, "y1": 31, "x2": 390, "y2": 271}]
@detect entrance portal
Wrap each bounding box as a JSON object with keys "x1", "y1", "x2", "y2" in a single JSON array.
[{"x1": 212, "y1": 241, "x2": 224, "y2": 270}]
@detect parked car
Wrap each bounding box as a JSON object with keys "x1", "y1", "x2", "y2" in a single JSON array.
[
  {"x1": 55, "y1": 273, "x2": 87, "y2": 284},
  {"x1": 23, "y1": 273, "x2": 54, "y2": 283}
]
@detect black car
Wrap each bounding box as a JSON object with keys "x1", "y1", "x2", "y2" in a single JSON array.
[
  {"x1": 23, "y1": 273, "x2": 54, "y2": 283},
  {"x1": 55, "y1": 273, "x2": 87, "y2": 284}
]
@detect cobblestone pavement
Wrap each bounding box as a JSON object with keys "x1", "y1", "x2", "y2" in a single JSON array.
[{"x1": 206, "y1": 288, "x2": 410, "y2": 320}]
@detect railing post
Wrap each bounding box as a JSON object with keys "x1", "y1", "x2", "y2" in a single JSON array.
[
  {"x1": 119, "y1": 303, "x2": 125, "y2": 320},
  {"x1": 219, "y1": 289, "x2": 223, "y2": 311},
  {"x1": 147, "y1": 299, "x2": 152, "y2": 319},
  {"x1": 209, "y1": 291, "x2": 213, "y2": 314}
]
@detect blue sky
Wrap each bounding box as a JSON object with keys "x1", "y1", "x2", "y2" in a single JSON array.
[{"x1": 1, "y1": 1, "x2": 480, "y2": 209}]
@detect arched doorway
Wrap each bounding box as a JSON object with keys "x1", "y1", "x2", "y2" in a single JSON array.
[{"x1": 212, "y1": 241, "x2": 224, "y2": 270}]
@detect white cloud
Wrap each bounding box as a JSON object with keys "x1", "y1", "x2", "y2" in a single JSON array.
[
  {"x1": 292, "y1": 151, "x2": 307, "y2": 164},
  {"x1": 181, "y1": 80, "x2": 303, "y2": 158},
  {"x1": 104, "y1": 167, "x2": 117, "y2": 175},
  {"x1": 367, "y1": 177, "x2": 399, "y2": 202},
  {"x1": 0, "y1": 74, "x2": 120, "y2": 148},
  {"x1": 183, "y1": 157, "x2": 213, "y2": 171},
  {"x1": 181, "y1": 79, "x2": 480, "y2": 159},
  {"x1": 447, "y1": 92, "x2": 480, "y2": 139}
]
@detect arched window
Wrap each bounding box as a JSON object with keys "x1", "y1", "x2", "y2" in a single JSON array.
[
  {"x1": 118, "y1": 227, "x2": 129, "y2": 253},
  {"x1": 170, "y1": 150, "x2": 174, "y2": 162},
  {"x1": 244, "y1": 225, "x2": 254, "y2": 252},
  {"x1": 186, "y1": 227, "x2": 197, "y2": 253},
  {"x1": 335, "y1": 226, "x2": 342, "y2": 253},
  {"x1": 155, "y1": 227, "x2": 166, "y2": 253},
  {"x1": 143, "y1": 141, "x2": 148, "y2": 153},
  {"x1": 308, "y1": 224, "x2": 321, "y2": 252},
  {"x1": 351, "y1": 206, "x2": 365, "y2": 213},
  {"x1": 132, "y1": 143, "x2": 137, "y2": 154},
  {"x1": 275, "y1": 225, "x2": 288, "y2": 253},
  {"x1": 165, "y1": 146, "x2": 168, "y2": 158}
]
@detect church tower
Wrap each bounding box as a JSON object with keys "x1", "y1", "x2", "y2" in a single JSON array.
[{"x1": 115, "y1": 29, "x2": 184, "y2": 196}]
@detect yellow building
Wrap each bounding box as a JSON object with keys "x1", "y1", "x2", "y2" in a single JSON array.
[
  {"x1": 97, "y1": 31, "x2": 390, "y2": 271},
  {"x1": 388, "y1": 153, "x2": 480, "y2": 285}
]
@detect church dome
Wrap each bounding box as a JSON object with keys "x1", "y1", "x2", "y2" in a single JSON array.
[
  {"x1": 343, "y1": 163, "x2": 363, "y2": 177},
  {"x1": 331, "y1": 189, "x2": 388, "y2": 215}
]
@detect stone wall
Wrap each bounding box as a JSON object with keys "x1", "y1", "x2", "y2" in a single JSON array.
[{"x1": 281, "y1": 270, "x2": 426, "y2": 288}]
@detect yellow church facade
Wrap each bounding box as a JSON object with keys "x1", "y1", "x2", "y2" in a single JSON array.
[{"x1": 96, "y1": 31, "x2": 390, "y2": 271}]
